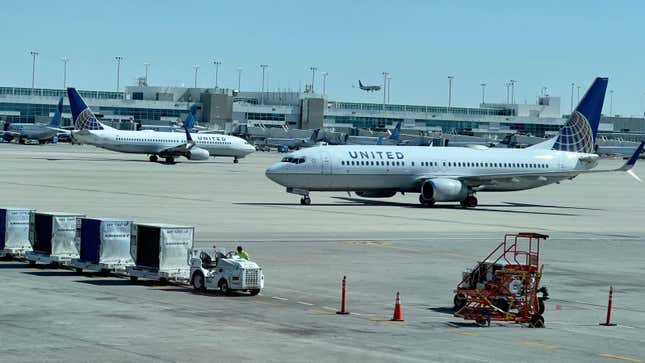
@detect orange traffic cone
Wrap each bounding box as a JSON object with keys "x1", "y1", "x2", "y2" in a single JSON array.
[{"x1": 391, "y1": 291, "x2": 404, "y2": 321}]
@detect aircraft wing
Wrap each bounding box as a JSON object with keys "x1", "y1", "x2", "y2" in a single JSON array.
[
  {"x1": 157, "y1": 128, "x2": 196, "y2": 156},
  {"x1": 417, "y1": 142, "x2": 645, "y2": 187},
  {"x1": 46, "y1": 127, "x2": 71, "y2": 134}
]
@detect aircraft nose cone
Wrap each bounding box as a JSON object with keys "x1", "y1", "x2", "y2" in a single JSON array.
[{"x1": 265, "y1": 163, "x2": 282, "y2": 183}]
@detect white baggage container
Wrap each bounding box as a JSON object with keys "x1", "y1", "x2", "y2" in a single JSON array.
[
  {"x1": 0, "y1": 207, "x2": 34, "y2": 258},
  {"x1": 24, "y1": 211, "x2": 85, "y2": 266},
  {"x1": 126, "y1": 223, "x2": 194, "y2": 282},
  {"x1": 70, "y1": 218, "x2": 134, "y2": 274}
]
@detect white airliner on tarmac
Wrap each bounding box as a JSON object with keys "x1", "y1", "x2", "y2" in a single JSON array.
[
  {"x1": 266, "y1": 77, "x2": 644, "y2": 206},
  {"x1": 67, "y1": 88, "x2": 255, "y2": 163}
]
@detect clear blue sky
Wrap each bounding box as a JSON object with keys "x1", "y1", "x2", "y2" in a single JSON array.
[{"x1": 2, "y1": 0, "x2": 644, "y2": 116}]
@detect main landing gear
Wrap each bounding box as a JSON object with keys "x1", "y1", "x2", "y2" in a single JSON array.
[
  {"x1": 149, "y1": 155, "x2": 158, "y2": 162},
  {"x1": 300, "y1": 196, "x2": 311, "y2": 205},
  {"x1": 165, "y1": 156, "x2": 175, "y2": 164},
  {"x1": 460, "y1": 195, "x2": 478, "y2": 208},
  {"x1": 419, "y1": 195, "x2": 435, "y2": 207},
  {"x1": 233, "y1": 157, "x2": 239, "y2": 164}
]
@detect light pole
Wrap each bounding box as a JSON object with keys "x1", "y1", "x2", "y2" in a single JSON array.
[
  {"x1": 505, "y1": 82, "x2": 510, "y2": 103},
  {"x1": 115, "y1": 56, "x2": 123, "y2": 93},
  {"x1": 322, "y1": 72, "x2": 328, "y2": 95},
  {"x1": 193, "y1": 64, "x2": 200, "y2": 88},
  {"x1": 143, "y1": 62, "x2": 150, "y2": 86},
  {"x1": 213, "y1": 60, "x2": 221, "y2": 89},
  {"x1": 570, "y1": 82, "x2": 575, "y2": 113},
  {"x1": 609, "y1": 90, "x2": 614, "y2": 115},
  {"x1": 480, "y1": 82, "x2": 486, "y2": 104},
  {"x1": 260, "y1": 64, "x2": 268, "y2": 104},
  {"x1": 387, "y1": 75, "x2": 391, "y2": 104},
  {"x1": 61, "y1": 57, "x2": 69, "y2": 89},
  {"x1": 382, "y1": 72, "x2": 389, "y2": 109},
  {"x1": 510, "y1": 79, "x2": 517, "y2": 104},
  {"x1": 30, "y1": 50, "x2": 39, "y2": 94},
  {"x1": 577, "y1": 85, "x2": 581, "y2": 104},
  {"x1": 236, "y1": 67, "x2": 243, "y2": 91},
  {"x1": 447, "y1": 75, "x2": 454, "y2": 108},
  {"x1": 309, "y1": 67, "x2": 317, "y2": 92}
]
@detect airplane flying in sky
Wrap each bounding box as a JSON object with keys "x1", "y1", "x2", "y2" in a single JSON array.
[
  {"x1": 2, "y1": 97, "x2": 68, "y2": 143},
  {"x1": 266, "y1": 77, "x2": 644, "y2": 207},
  {"x1": 358, "y1": 80, "x2": 381, "y2": 92},
  {"x1": 347, "y1": 121, "x2": 402, "y2": 145},
  {"x1": 67, "y1": 88, "x2": 255, "y2": 163}
]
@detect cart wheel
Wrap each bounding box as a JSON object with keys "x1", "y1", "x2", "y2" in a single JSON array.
[
  {"x1": 249, "y1": 289, "x2": 260, "y2": 296},
  {"x1": 75, "y1": 268, "x2": 83, "y2": 274},
  {"x1": 453, "y1": 294, "x2": 466, "y2": 311},
  {"x1": 475, "y1": 318, "x2": 490, "y2": 327},
  {"x1": 538, "y1": 298, "x2": 545, "y2": 315},
  {"x1": 192, "y1": 272, "x2": 206, "y2": 291},
  {"x1": 130, "y1": 276, "x2": 138, "y2": 282},
  {"x1": 529, "y1": 314, "x2": 545, "y2": 328},
  {"x1": 218, "y1": 279, "x2": 230, "y2": 295}
]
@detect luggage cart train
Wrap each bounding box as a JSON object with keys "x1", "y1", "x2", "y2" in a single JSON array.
[{"x1": 0, "y1": 207, "x2": 264, "y2": 295}]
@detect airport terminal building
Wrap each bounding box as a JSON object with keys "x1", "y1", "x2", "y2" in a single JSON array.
[{"x1": 1, "y1": 84, "x2": 643, "y2": 140}]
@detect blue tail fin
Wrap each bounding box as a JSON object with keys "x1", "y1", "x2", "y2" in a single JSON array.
[
  {"x1": 183, "y1": 104, "x2": 198, "y2": 129},
  {"x1": 552, "y1": 77, "x2": 607, "y2": 153},
  {"x1": 49, "y1": 97, "x2": 63, "y2": 127},
  {"x1": 388, "y1": 121, "x2": 402, "y2": 141},
  {"x1": 376, "y1": 136, "x2": 384, "y2": 145},
  {"x1": 359, "y1": 80, "x2": 363, "y2": 88},
  {"x1": 66, "y1": 88, "x2": 104, "y2": 130},
  {"x1": 309, "y1": 129, "x2": 320, "y2": 142}
]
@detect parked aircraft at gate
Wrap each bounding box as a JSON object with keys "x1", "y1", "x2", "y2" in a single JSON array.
[
  {"x1": 67, "y1": 88, "x2": 255, "y2": 163},
  {"x1": 266, "y1": 77, "x2": 644, "y2": 206},
  {"x1": 2, "y1": 97, "x2": 68, "y2": 143}
]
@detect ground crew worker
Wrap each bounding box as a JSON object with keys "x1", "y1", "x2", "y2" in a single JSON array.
[{"x1": 237, "y1": 245, "x2": 249, "y2": 260}]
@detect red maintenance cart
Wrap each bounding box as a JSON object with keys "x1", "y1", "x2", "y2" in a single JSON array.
[{"x1": 453, "y1": 233, "x2": 549, "y2": 327}]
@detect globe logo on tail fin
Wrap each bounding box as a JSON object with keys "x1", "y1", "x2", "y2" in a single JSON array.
[
  {"x1": 75, "y1": 108, "x2": 104, "y2": 130},
  {"x1": 553, "y1": 111, "x2": 594, "y2": 153}
]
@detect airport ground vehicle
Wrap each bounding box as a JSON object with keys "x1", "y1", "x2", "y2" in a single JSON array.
[
  {"x1": 190, "y1": 248, "x2": 264, "y2": 295},
  {"x1": 70, "y1": 218, "x2": 134, "y2": 274},
  {"x1": 126, "y1": 223, "x2": 194, "y2": 282},
  {"x1": 453, "y1": 233, "x2": 549, "y2": 327},
  {"x1": 0, "y1": 207, "x2": 34, "y2": 258},
  {"x1": 24, "y1": 211, "x2": 85, "y2": 266}
]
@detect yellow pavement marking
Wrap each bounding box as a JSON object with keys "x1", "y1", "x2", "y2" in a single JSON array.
[
  {"x1": 254, "y1": 300, "x2": 286, "y2": 307},
  {"x1": 447, "y1": 329, "x2": 480, "y2": 337},
  {"x1": 308, "y1": 308, "x2": 336, "y2": 315},
  {"x1": 598, "y1": 353, "x2": 645, "y2": 363},
  {"x1": 514, "y1": 339, "x2": 559, "y2": 350}
]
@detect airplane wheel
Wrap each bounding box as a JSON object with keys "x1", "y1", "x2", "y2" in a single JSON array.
[
  {"x1": 149, "y1": 155, "x2": 158, "y2": 162},
  {"x1": 233, "y1": 158, "x2": 239, "y2": 164},
  {"x1": 165, "y1": 156, "x2": 175, "y2": 164},
  {"x1": 461, "y1": 196, "x2": 478, "y2": 208},
  {"x1": 419, "y1": 195, "x2": 435, "y2": 206},
  {"x1": 300, "y1": 196, "x2": 311, "y2": 205}
]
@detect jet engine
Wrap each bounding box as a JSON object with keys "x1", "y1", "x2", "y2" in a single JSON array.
[
  {"x1": 185, "y1": 147, "x2": 210, "y2": 160},
  {"x1": 355, "y1": 190, "x2": 397, "y2": 198},
  {"x1": 2, "y1": 132, "x2": 14, "y2": 142},
  {"x1": 420, "y1": 178, "x2": 467, "y2": 202}
]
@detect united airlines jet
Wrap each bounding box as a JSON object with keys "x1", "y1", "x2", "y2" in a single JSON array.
[
  {"x1": 266, "y1": 78, "x2": 644, "y2": 206},
  {"x1": 2, "y1": 97, "x2": 68, "y2": 143},
  {"x1": 67, "y1": 88, "x2": 255, "y2": 163}
]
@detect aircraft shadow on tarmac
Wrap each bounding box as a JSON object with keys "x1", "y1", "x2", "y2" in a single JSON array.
[
  {"x1": 0, "y1": 262, "x2": 32, "y2": 269},
  {"x1": 238, "y1": 197, "x2": 584, "y2": 216},
  {"x1": 32, "y1": 156, "x2": 233, "y2": 165},
  {"x1": 76, "y1": 279, "x2": 159, "y2": 286}
]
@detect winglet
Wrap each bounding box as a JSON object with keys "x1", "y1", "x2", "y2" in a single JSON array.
[
  {"x1": 309, "y1": 129, "x2": 320, "y2": 142},
  {"x1": 617, "y1": 141, "x2": 645, "y2": 172}
]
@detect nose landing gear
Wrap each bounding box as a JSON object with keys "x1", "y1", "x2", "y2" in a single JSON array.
[
  {"x1": 300, "y1": 196, "x2": 311, "y2": 205},
  {"x1": 149, "y1": 155, "x2": 158, "y2": 162}
]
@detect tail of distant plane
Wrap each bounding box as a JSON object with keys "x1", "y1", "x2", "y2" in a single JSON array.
[
  {"x1": 49, "y1": 97, "x2": 63, "y2": 127},
  {"x1": 376, "y1": 136, "x2": 384, "y2": 145},
  {"x1": 67, "y1": 88, "x2": 105, "y2": 130},
  {"x1": 309, "y1": 129, "x2": 320, "y2": 142},
  {"x1": 358, "y1": 80, "x2": 364, "y2": 88},
  {"x1": 552, "y1": 77, "x2": 608, "y2": 153},
  {"x1": 388, "y1": 121, "x2": 402, "y2": 141},
  {"x1": 183, "y1": 104, "x2": 198, "y2": 129}
]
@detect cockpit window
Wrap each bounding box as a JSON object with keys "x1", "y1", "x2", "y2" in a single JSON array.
[{"x1": 280, "y1": 157, "x2": 306, "y2": 164}]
